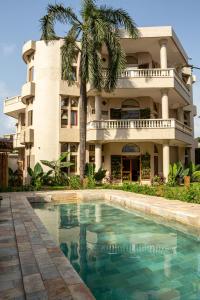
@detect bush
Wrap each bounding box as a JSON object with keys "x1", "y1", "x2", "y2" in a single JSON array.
[
  {"x1": 69, "y1": 175, "x2": 81, "y2": 189},
  {"x1": 94, "y1": 168, "x2": 107, "y2": 183},
  {"x1": 151, "y1": 175, "x2": 164, "y2": 186},
  {"x1": 121, "y1": 182, "x2": 157, "y2": 196}
]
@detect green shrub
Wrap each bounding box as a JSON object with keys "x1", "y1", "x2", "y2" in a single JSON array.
[
  {"x1": 121, "y1": 182, "x2": 157, "y2": 196},
  {"x1": 69, "y1": 175, "x2": 81, "y2": 189},
  {"x1": 84, "y1": 163, "x2": 95, "y2": 177},
  {"x1": 94, "y1": 168, "x2": 107, "y2": 182}
]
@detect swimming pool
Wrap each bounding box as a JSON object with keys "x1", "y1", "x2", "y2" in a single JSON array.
[{"x1": 32, "y1": 201, "x2": 200, "y2": 300}]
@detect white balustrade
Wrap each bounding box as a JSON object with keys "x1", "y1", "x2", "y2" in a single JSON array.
[
  {"x1": 102, "y1": 68, "x2": 190, "y2": 94},
  {"x1": 87, "y1": 119, "x2": 192, "y2": 136},
  {"x1": 120, "y1": 68, "x2": 174, "y2": 78},
  {"x1": 4, "y1": 96, "x2": 21, "y2": 106}
]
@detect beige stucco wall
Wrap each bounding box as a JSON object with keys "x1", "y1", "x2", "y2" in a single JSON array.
[{"x1": 32, "y1": 40, "x2": 61, "y2": 170}]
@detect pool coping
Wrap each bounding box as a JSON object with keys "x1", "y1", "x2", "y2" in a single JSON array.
[{"x1": 1, "y1": 189, "x2": 200, "y2": 299}]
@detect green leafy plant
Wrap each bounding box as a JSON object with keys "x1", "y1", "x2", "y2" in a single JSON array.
[
  {"x1": 27, "y1": 163, "x2": 46, "y2": 190},
  {"x1": 8, "y1": 168, "x2": 23, "y2": 187},
  {"x1": 41, "y1": 152, "x2": 73, "y2": 185},
  {"x1": 187, "y1": 162, "x2": 200, "y2": 182},
  {"x1": 151, "y1": 175, "x2": 164, "y2": 186},
  {"x1": 85, "y1": 163, "x2": 95, "y2": 177},
  {"x1": 168, "y1": 161, "x2": 189, "y2": 186},
  {"x1": 69, "y1": 175, "x2": 81, "y2": 189},
  {"x1": 94, "y1": 167, "x2": 107, "y2": 183},
  {"x1": 84, "y1": 163, "x2": 106, "y2": 185}
]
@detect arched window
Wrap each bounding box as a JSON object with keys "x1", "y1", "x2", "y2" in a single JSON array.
[
  {"x1": 122, "y1": 144, "x2": 140, "y2": 153},
  {"x1": 121, "y1": 99, "x2": 140, "y2": 119},
  {"x1": 122, "y1": 99, "x2": 140, "y2": 108}
]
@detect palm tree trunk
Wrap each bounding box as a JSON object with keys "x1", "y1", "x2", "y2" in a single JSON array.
[{"x1": 79, "y1": 78, "x2": 87, "y2": 182}]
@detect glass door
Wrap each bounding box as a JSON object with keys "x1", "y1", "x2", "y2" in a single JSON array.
[{"x1": 122, "y1": 157, "x2": 131, "y2": 181}]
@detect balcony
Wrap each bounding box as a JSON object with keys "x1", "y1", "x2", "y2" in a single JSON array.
[
  {"x1": 87, "y1": 119, "x2": 193, "y2": 144},
  {"x1": 89, "y1": 68, "x2": 191, "y2": 104},
  {"x1": 22, "y1": 40, "x2": 36, "y2": 63},
  {"x1": 4, "y1": 96, "x2": 25, "y2": 118},
  {"x1": 21, "y1": 82, "x2": 35, "y2": 103},
  {"x1": 13, "y1": 133, "x2": 25, "y2": 149}
]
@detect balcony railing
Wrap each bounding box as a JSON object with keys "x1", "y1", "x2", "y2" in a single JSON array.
[
  {"x1": 102, "y1": 68, "x2": 190, "y2": 96},
  {"x1": 120, "y1": 68, "x2": 174, "y2": 78},
  {"x1": 4, "y1": 96, "x2": 21, "y2": 106},
  {"x1": 87, "y1": 119, "x2": 193, "y2": 136}
]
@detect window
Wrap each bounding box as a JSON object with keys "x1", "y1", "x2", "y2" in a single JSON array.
[
  {"x1": 61, "y1": 97, "x2": 69, "y2": 108},
  {"x1": 71, "y1": 110, "x2": 78, "y2": 126},
  {"x1": 122, "y1": 144, "x2": 140, "y2": 153},
  {"x1": 71, "y1": 98, "x2": 78, "y2": 107},
  {"x1": 121, "y1": 110, "x2": 140, "y2": 119},
  {"x1": 89, "y1": 156, "x2": 95, "y2": 163},
  {"x1": 89, "y1": 144, "x2": 95, "y2": 151},
  {"x1": 61, "y1": 110, "x2": 68, "y2": 127},
  {"x1": 70, "y1": 155, "x2": 77, "y2": 173},
  {"x1": 28, "y1": 67, "x2": 34, "y2": 81},
  {"x1": 28, "y1": 110, "x2": 33, "y2": 126},
  {"x1": 110, "y1": 108, "x2": 121, "y2": 120},
  {"x1": 121, "y1": 99, "x2": 140, "y2": 120},
  {"x1": 70, "y1": 143, "x2": 78, "y2": 153},
  {"x1": 61, "y1": 143, "x2": 68, "y2": 153}
]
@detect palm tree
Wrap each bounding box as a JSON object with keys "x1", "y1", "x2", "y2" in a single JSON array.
[{"x1": 40, "y1": 0, "x2": 138, "y2": 181}]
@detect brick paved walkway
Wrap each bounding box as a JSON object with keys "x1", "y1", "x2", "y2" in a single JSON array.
[{"x1": 0, "y1": 193, "x2": 94, "y2": 300}]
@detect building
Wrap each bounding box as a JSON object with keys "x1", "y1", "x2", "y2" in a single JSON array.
[{"x1": 3, "y1": 26, "x2": 197, "y2": 183}]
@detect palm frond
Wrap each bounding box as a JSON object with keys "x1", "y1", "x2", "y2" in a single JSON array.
[
  {"x1": 40, "y1": 4, "x2": 81, "y2": 41},
  {"x1": 104, "y1": 30, "x2": 126, "y2": 91},
  {"x1": 61, "y1": 35, "x2": 79, "y2": 84},
  {"x1": 40, "y1": 14, "x2": 58, "y2": 41},
  {"x1": 98, "y1": 6, "x2": 139, "y2": 38}
]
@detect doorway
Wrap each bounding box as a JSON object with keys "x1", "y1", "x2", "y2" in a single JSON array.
[{"x1": 122, "y1": 156, "x2": 140, "y2": 181}]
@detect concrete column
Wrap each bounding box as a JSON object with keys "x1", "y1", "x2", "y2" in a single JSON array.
[
  {"x1": 95, "y1": 144, "x2": 102, "y2": 171},
  {"x1": 95, "y1": 95, "x2": 102, "y2": 120},
  {"x1": 163, "y1": 142, "x2": 170, "y2": 182},
  {"x1": 161, "y1": 89, "x2": 169, "y2": 119},
  {"x1": 159, "y1": 39, "x2": 168, "y2": 69}
]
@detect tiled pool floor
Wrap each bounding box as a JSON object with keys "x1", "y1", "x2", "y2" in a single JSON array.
[{"x1": 33, "y1": 201, "x2": 200, "y2": 300}]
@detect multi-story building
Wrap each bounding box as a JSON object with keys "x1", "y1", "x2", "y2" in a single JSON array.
[{"x1": 3, "y1": 26, "x2": 197, "y2": 183}]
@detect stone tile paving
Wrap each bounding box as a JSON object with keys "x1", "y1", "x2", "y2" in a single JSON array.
[{"x1": 0, "y1": 193, "x2": 95, "y2": 300}]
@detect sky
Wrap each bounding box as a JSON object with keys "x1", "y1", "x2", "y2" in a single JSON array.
[{"x1": 0, "y1": 0, "x2": 200, "y2": 136}]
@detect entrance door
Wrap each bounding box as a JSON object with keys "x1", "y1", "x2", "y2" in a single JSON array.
[
  {"x1": 122, "y1": 156, "x2": 140, "y2": 181},
  {"x1": 122, "y1": 157, "x2": 131, "y2": 181},
  {"x1": 131, "y1": 157, "x2": 140, "y2": 181}
]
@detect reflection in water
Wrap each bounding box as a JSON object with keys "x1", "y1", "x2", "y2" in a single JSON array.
[{"x1": 33, "y1": 202, "x2": 200, "y2": 300}]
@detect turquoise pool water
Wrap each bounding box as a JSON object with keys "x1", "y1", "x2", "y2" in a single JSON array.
[{"x1": 32, "y1": 201, "x2": 200, "y2": 300}]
